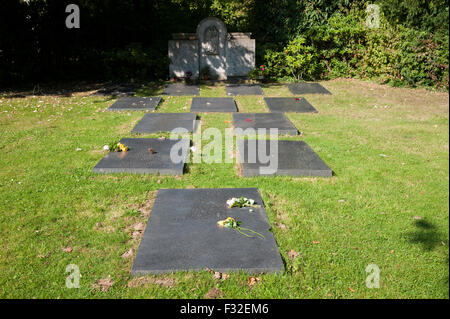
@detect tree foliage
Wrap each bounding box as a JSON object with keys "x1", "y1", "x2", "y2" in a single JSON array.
[{"x1": 0, "y1": 0, "x2": 448, "y2": 90}]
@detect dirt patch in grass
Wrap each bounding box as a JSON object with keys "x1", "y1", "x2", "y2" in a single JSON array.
[
  {"x1": 137, "y1": 191, "x2": 157, "y2": 219},
  {"x1": 204, "y1": 287, "x2": 223, "y2": 299},
  {"x1": 128, "y1": 276, "x2": 176, "y2": 288},
  {"x1": 265, "y1": 192, "x2": 289, "y2": 221}
]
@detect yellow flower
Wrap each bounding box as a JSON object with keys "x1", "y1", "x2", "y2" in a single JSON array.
[
  {"x1": 218, "y1": 217, "x2": 235, "y2": 227},
  {"x1": 117, "y1": 142, "x2": 128, "y2": 152}
]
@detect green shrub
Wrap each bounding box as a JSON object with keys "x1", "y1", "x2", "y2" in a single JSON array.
[
  {"x1": 261, "y1": 8, "x2": 449, "y2": 90},
  {"x1": 265, "y1": 37, "x2": 317, "y2": 81}
]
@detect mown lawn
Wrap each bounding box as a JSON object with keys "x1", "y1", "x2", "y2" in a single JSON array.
[{"x1": 0, "y1": 79, "x2": 448, "y2": 298}]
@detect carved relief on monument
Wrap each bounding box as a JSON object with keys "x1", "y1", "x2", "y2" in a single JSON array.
[
  {"x1": 203, "y1": 25, "x2": 219, "y2": 55},
  {"x1": 168, "y1": 17, "x2": 255, "y2": 79}
]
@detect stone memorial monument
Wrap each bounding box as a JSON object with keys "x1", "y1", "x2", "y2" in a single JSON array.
[{"x1": 168, "y1": 17, "x2": 255, "y2": 80}]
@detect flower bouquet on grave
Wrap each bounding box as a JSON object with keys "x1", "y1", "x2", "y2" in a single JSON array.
[
  {"x1": 109, "y1": 142, "x2": 128, "y2": 152},
  {"x1": 226, "y1": 197, "x2": 260, "y2": 208},
  {"x1": 217, "y1": 217, "x2": 265, "y2": 239},
  {"x1": 249, "y1": 65, "x2": 267, "y2": 82}
]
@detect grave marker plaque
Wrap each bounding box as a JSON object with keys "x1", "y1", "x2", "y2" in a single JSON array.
[
  {"x1": 233, "y1": 113, "x2": 298, "y2": 135},
  {"x1": 237, "y1": 140, "x2": 332, "y2": 177},
  {"x1": 287, "y1": 83, "x2": 331, "y2": 95},
  {"x1": 132, "y1": 188, "x2": 284, "y2": 275},
  {"x1": 264, "y1": 97, "x2": 318, "y2": 113},
  {"x1": 93, "y1": 138, "x2": 189, "y2": 175}
]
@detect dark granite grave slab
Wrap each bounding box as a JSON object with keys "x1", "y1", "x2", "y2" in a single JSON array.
[
  {"x1": 107, "y1": 97, "x2": 161, "y2": 111},
  {"x1": 233, "y1": 113, "x2": 298, "y2": 135},
  {"x1": 162, "y1": 83, "x2": 200, "y2": 96},
  {"x1": 264, "y1": 97, "x2": 318, "y2": 113},
  {"x1": 287, "y1": 83, "x2": 331, "y2": 95},
  {"x1": 190, "y1": 97, "x2": 237, "y2": 112},
  {"x1": 237, "y1": 140, "x2": 332, "y2": 177},
  {"x1": 132, "y1": 113, "x2": 198, "y2": 134},
  {"x1": 132, "y1": 188, "x2": 283, "y2": 275},
  {"x1": 226, "y1": 84, "x2": 264, "y2": 96},
  {"x1": 93, "y1": 138, "x2": 189, "y2": 175}
]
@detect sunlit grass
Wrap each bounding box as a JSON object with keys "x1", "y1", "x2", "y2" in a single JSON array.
[{"x1": 0, "y1": 79, "x2": 448, "y2": 298}]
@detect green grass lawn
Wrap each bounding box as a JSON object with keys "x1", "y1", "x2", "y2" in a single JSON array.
[{"x1": 0, "y1": 79, "x2": 448, "y2": 298}]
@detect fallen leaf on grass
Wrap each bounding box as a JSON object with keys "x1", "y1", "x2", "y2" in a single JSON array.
[
  {"x1": 247, "y1": 276, "x2": 262, "y2": 288},
  {"x1": 348, "y1": 287, "x2": 355, "y2": 293},
  {"x1": 133, "y1": 222, "x2": 145, "y2": 231},
  {"x1": 212, "y1": 271, "x2": 230, "y2": 280},
  {"x1": 131, "y1": 231, "x2": 141, "y2": 239},
  {"x1": 137, "y1": 196, "x2": 155, "y2": 218},
  {"x1": 287, "y1": 249, "x2": 302, "y2": 261},
  {"x1": 274, "y1": 222, "x2": 288, "y2": 231},
  {"x1": 121, "y1": 248, "x2": 133, "y2": 258},
  {"x1": 62, "y1": 247, "x2": 73, "y2": 253},
  {"x1": 205, "y1": 287, "x2": 223, "y2": 299},
  {"x1": 413, "y1": 216, "x2": 422, "y2": 220},
  {"x1": 312, "y1": 241, "x2": 320, "y2": 244},
  {"x1": 92, "y1": 276, "x2": 114, "y2": 292}
]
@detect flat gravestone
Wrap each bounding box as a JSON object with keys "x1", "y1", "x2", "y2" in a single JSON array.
[
  {"x1": 162, "y1": 83, "x2": 200, "y2": 96},
  {"x1": 226, "y1": 84, "x2": 264, "y2": 96},
  {"x1": 287, "y1": 83, "x2": 331, "y2": 95},
  {"x1": 237, "y1": 140, "x2": 332, "y2": 177},
  {"x1": 107, "y1": 97, "x2": 161, "y2": 111},
  {"x1": 132, "y1": 188, "x2": 283, "y2": 275},
  {"x1": 233, "y1": 113, "x2": 298, "y2": 135},
  {"x1": 264, "y1": 97, "x2": 318, "y2": 113},
  {"x1": 190, "y1": 97, "x2": 237, "y2": 112},
  {"x1": 132, "y1": 113, "x2": 198, "y2": 134},
  {"x1": 93, "y1": 138, "x2": 189, "y2": 175}
]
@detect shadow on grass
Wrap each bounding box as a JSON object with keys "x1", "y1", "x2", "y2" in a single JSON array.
[
  {"x1": 406, "y1": 219, "x2": 445, "y2": 251},
  {"x1": 406, "y1": 219, "x2": 449, "y2": 295},
  {"x1": 135, "y1": 80, "x2": 166, "y2": 96},
  {"x1": 1, "y1": 81, "x2": 108, "y2": 98},
  {"x1": 0, "y1": 81, "x2": 164, "y2": 98}
]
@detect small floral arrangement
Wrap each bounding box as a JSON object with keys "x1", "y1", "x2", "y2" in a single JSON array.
[
  {"x1": 217, "y1": 217, "x2": 238, "y2": 228},
  {"x1": 109, "y1": 142, "x2": 128, "y2": 152},
  {"x1": 185, "y1": 70, "x2": 193, "y2": 79},
  {"x1": 217, "y1": 217, "x2": 265, "y2": 239},
  {"x1": 226, "y1": 197, "x2": 256, "y2": 208},
  {"x1": 249, "y1": 65, "x2": 268, "y2": 80}
]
